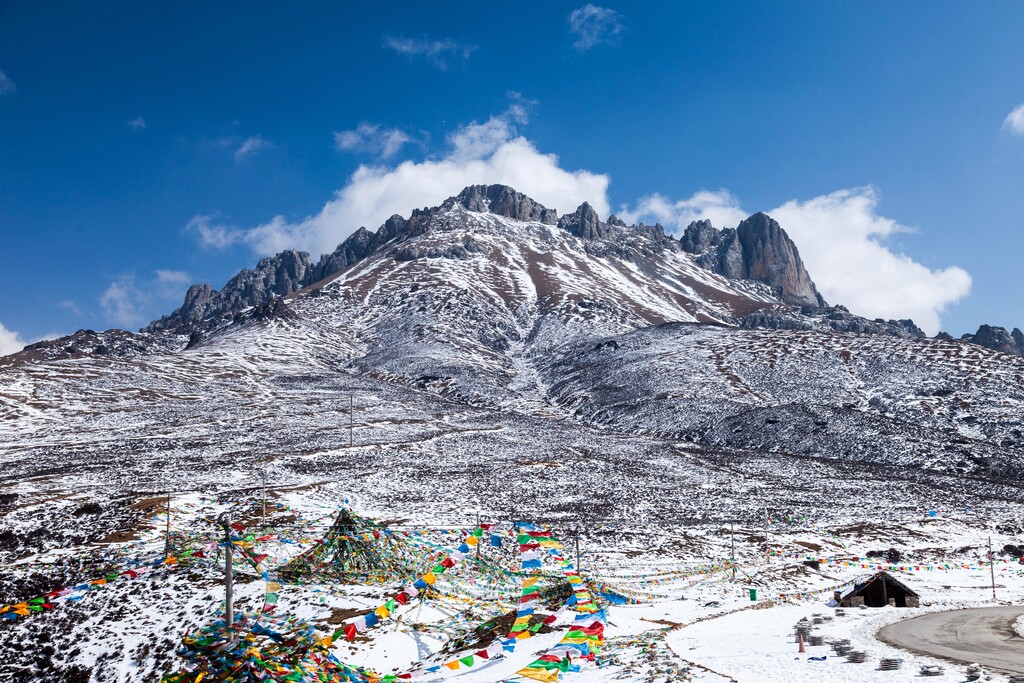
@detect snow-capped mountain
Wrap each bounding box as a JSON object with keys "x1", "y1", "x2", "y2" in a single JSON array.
[
  {"x1": 3, "y1": 184, "x2": 1022, "y2": 476},
  {"x1": 3, "y1": 185, "x2": 1024, "y2": 683}
]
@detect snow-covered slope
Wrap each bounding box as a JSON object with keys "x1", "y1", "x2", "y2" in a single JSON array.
[{"x1": 2, "y1": 186, "x2": 1024, "y2": 682}]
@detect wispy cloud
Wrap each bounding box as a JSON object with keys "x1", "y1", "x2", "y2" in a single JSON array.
[
  {"x1": 0, "y1": 69, "x2": 15, "y2": 95},
  {"x1": 185, "y1": 214, "x2": 244, "y2": 250},
  {"x1": 127, "y1": 116, "x2": 146, "y2": 130},
  {"x1": 99, "y1": 278, "x2": 145, "y2": 329},
  {"x1": 1004, "y1": 103, "x2": 1024, "y2": 136},
  {"x1": 57, "y1": 300, "x2": 83, "y2": 316},
  {"x1": 568, "y1": 4, "x2": 624, "y2": 53},
  {"x1": 619, "y1": 190, "x2": 748, "y2": 231},
  {"x1": 99, "y1": 270, "x2": 192, "y2": 330},
  {"x1": 334, "y1": 122, "x2": 413, "y2": 159},
  {"x1": 235, "y1": 135, "x2": 272, "y2": 162},
  {"x1": 382, "y1": 35, "x2": 477, "y2": 70},
  {"x1": 0, "y1": 322, "x2": 27, "y2": 357}
]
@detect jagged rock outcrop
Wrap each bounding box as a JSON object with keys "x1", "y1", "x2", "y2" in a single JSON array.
[
  {"x1": 740, "y1": 305, "x2": 925, "y2": 339},
  {"x1": 146, "y1": 250, "x2": 312, "y2": 333},
  {"x1": 0, "y1": 329, "x2": 180, "y2": 368},
  {"x1": 679, "y1": 219, "x2": 719, "y2": 254},
  {"x1": 309, "y1": 213, "x2": 420, "y2": 282},
  {"x1": 557, "y1": 203, "x2": 675, "y2": 257},
  {"x1": 558, "y1": 202, "x2": 613, "y2": 240},
  {"x1": 680, "y1": 213, "x2": 824, "y2": 308},
  {"x1": 960, "y1": 324, "x2": 1024, "y2": 356},
  {"x1": 443, "y1": 184, "x2": 558, "y2": 224}
]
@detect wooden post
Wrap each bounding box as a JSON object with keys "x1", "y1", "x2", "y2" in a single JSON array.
[
  {"x1": 349, "y1": 392, "x2": 354, "y2": 448},
  {"x1": 730, "y1": 521, "x2": 736, "y2": 581},
  {"x1": 221, "y1": 516, "x2": 234, "y2": 629},
  {"x1": 476, "y1": 512, "x2": 481, "y2": 561},
  {"x1": 575, "y1": 529, "x2": 582, "y2": 573},
  {"x1": 989, "y1": 536, "x2": 997, "y2": 601},
  {"x1": 164, "y1": 493, "x2": 171, "y2": 559},
  {"x1": 260, "y1": 471, "x2": 267, "y2": 529}
]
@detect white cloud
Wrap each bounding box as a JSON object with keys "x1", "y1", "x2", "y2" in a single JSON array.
[
  {"x1": 623, "y1": 186, "x2": 971, "y2": 335},
  {"x1": 185, "y1": 214, "x2": 244, "y2": 249},
  {"x1": 568, "y1": 4, "x2": 624, "y2": 52},
  {"x1": 153, "y1": 270, "x2": 191, "y2": 299},
  {"x1": 618, "y1": 190, "x2": 748, "y2": 231},
  {"x1": 0, "y1": 69, "x2": 15, "y2": 95},
  {"x1": 768, "y1": 189, "x2": 970, "y2": 334},
  {"x1": 58, "y1": 299, "x2": 83, "y2": 316},
  {"x1": 1004, "y1": 103, "x2": 1024, "y2": 136},
  {"x1": 383, "y1": 35, "x2": 477, "y2": 70},
  {"x1": 0, "y1": 322, "x2": 27, "y2": 357},
  {"x1": 99, "y1": 271, "x2": 193, "y2": 330},
  {"x1": 203, "y1": 107, "x2": 610, "y2": 257},
  {"x1": 235, "y1": 135, "x2": 272, "y2": 162},
  {"x1": 334, "y1": 122, "x2": 413, "y2": 159},
  {"x1": 127, "y1": 116, "x2": 146, "y2": 130},
  {"x1": 100, "y1": 278, "x2": 145, "y2": 329}
]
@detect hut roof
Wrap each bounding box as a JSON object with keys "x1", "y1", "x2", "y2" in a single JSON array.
[{"x1": 839, "y1": 571, "x2": 919, "y2": 599}]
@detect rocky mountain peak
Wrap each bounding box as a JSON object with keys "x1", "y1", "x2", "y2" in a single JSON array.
[
  {"x1": 679, "y1": 213, "x2": 824, "y2": 309},
  {"x1": 680, "y1": 219, "x2": 719, "y2": 254},
  {"x1": 960, "y1": 324, "x2": 1024, "y2": 356},
  {"x1": 146, "y1": 249, "x2": 313, "y2": 333},
  {"x1": 557, "y1": 201, "x2": 614, "y2": 240},
  {"x1": 444, "y1": 184, "x2": 559, "y2": 224},
  {"x1": 736, "y1": 212, "x2": 822, "y2": 308}
]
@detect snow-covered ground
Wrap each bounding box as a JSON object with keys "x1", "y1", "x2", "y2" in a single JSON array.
[{"x1": 4, "y1": 475, "x2": 1023, "y2": 682}]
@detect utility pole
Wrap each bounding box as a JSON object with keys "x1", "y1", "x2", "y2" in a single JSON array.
[
  {"x1": 164, "y1": 492, "x2": 172, "y2": 559},
  {"x1": 349, "y1": 392, "x2": 354, "y2": 447},
  {"x1": 989, "y1": 536, "x2": 997, "y2": 601},
  {"x1": 259, "y1": 470, "x2": 267, "y2": 529},
  {"x1": 221, "y1": 516, "x2": 234, "y2": 630},
  {"x1": 730, "y1": 521, "x2": 736, "y2": 581}
]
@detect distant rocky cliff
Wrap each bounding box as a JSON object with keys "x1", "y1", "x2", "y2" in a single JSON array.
[
  {"x1": 680, "y1": 213, "x2": 824, "y2": 308},
  {"x1": 953, "y1": 324, "x2": 1024, "y2": 356}
]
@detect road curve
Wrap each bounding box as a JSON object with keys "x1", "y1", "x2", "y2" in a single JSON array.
[{"x1": 877, "y1": 606, "x2": 1024, "y2": 674}]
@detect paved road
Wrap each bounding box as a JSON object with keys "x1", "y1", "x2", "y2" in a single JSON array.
[{"x1": 877, "y1": 606, "x2": 1024, "y2": 674}]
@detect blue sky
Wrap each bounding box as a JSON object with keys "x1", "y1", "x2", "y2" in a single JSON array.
[{"x1": 1, "y1": 2, "x2": 1023, "y2": 350}]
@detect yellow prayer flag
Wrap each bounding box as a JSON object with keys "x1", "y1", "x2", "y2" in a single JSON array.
[{"x1": 516, "y1": 666, "x2": 560, "y2": 682}]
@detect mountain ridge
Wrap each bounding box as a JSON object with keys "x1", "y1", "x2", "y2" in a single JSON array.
[
  {"x1": 3, "y1": 184, "x2": 1019, "y2": 366},
  {"x1": 143, "y1": 185, "x2": 893, "y2": 340}
]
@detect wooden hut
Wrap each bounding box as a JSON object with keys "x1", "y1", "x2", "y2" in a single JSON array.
[{"x1": 834, "y1": 571, "x2": 920, "y2": 608}]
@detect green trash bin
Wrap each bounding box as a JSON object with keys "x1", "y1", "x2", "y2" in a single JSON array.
[{"x1": 749, "y1": 588, "x2": 757, "y2": 601}]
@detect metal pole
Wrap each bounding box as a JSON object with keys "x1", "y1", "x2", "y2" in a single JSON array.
[
  {"x1": 260, "y1": 471, "x2": 267, "y2": 529},
  {"x1": 731, "y1": 521, "x2": 736, "y2": 581},
  {"x1": 221, "y1": 516, "x2": 234, "y2": 629},
  {"x1": 164, "y1": 492, "x2": 171, "y2": 559},
  {"x1": 990, "y1": 536, "x2": 997, "y2": 601}
]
